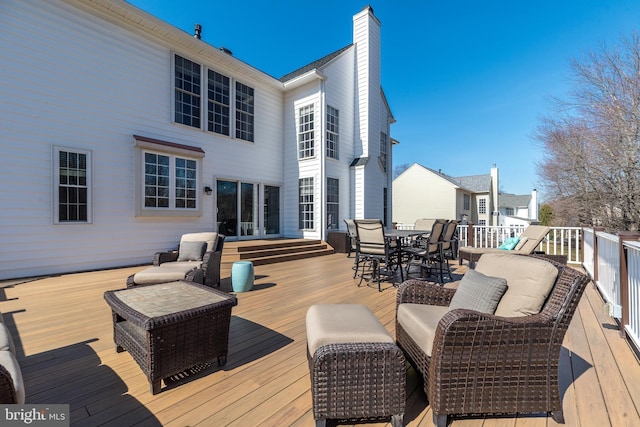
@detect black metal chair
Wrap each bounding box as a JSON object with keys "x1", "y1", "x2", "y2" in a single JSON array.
[
  {"x1": 353, "y1": 219, "x2": 404, "y2": 291},
  {"x1": 404, "y1": 219, "x2": 450, "y2": 283}
]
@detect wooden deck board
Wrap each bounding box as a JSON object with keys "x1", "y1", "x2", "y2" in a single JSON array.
[{"x1": 1, "y1": 252, "x2": 639, "y2": 426}]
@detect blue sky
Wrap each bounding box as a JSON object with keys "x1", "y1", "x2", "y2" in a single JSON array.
[{"x1": 127, "y1": 0, "x2": 640, "y2": 198}]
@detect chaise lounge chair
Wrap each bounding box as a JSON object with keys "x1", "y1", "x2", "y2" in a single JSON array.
[{"x1": 458, "y1": 225, "x2": 550, "y2": 268}]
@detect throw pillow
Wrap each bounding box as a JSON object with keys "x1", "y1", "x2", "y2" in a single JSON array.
[
  {"x1": 498, "y1": 237, "x2": 520, "y2": 250},
  {"x1": 177, "y1": 240, "x2": 207, "y2": 262},
  {"x1": 448, "y1": 269, "x2": 508, "y2": 314}
]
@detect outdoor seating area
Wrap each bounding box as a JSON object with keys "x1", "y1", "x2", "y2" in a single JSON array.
[
  {"x1": 1, "y1": 250, "x2": 640, "y2": 426},
  {"x1": 126, "y1": 232, "x2": 225, "y2": 288},
  {"x1": 351, "y1": 218, "x2": 461, "y2": 290}
]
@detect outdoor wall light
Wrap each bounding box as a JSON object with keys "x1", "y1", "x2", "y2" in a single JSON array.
[{"x1": 204, "y1": 186, "x2": 213, "y2": 195}]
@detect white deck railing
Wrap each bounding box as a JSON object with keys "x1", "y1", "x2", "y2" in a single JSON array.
[
  {"x1": 395, "y1": 223, "x2": 582, "y2": 263},
  {"x1": 581, "y1": 227, "x2": 640, "y2": 355}
]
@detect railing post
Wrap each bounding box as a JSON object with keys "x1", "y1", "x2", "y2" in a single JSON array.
[
  {"x1": 618, "y1": 231, "x2": 640, "y2": 338},
  {"x1": 467, "y1": 223, "x2": 475, "y2": 248},
  {"x1": 592, "y1": 226, "x2": 605, "y2": 284}
]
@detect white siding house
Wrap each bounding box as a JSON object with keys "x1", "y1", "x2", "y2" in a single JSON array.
[{"x1": 0, "y1": 1, "x2": 395, "y2": 280}]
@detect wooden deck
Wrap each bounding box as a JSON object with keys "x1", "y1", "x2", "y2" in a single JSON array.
[{"x1": 1, "y1": 253, "x2": 640, "y2": 426}]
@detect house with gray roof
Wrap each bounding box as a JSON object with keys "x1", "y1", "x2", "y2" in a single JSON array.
[
  {"x1": 393, "y1": 163, "x2": 539, "y2": 228},
  {"x1": 0, "y1": 1, "x2": 395, "y2": 279}
]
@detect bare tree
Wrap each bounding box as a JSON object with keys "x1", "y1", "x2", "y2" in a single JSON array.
[
  {"x1": 536, "y1": 32, "x2": 640, "y2": 230},
  {"x1": 393, "y1": 163, "x2": 411, "y2": 180}
]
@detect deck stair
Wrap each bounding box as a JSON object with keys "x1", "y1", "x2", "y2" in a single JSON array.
[{"x1": 222, "y1": 239, "x2": 334, "y2": 266}]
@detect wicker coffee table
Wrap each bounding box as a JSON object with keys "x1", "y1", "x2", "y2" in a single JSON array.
[{"x1": 104, "y1": 280, "x2": 237, "y2": 394}]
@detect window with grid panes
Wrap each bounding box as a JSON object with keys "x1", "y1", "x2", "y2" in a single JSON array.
[
  {"x1": 207, "y1": 69, "x2": 230, "y2": 135},
  {"x1": 298, "y1": 177, "x2": 314, "y2": 229},
  {"x1": 479, "y1": 198, "x2": 487, "y2": 214},
  {"x1": 235, "y1": 82, "x2": 254, "y2": 141},
  {"x1": 174, "y1": 55, "x2": 201, "y2": 128},
  {"x1": 326, "y1": 106, "x2": 339, "y2": 159},
  {"x1": 379, "y1": 132, "x2": 388, "y2": 173},
  {"x1": 326, "y1": 178, "x2": 339, "y2": 229},
  {"x1": 298, "y1": 105, "x2": 314, "y2": 158},
  {"x1": 54, "y1": 147, "x2": 91, "y2": 223},
  {"x1": 143, "y1": 152, "x2": 198, "y2": 209}
]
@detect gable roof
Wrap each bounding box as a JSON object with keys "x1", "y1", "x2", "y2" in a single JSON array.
[
  {"x1": 499, "y1": 193, "x2": 531, "y2": 208},
  {"x1": 420, "y1": 166, "x2": 491, "y2": 193},
  {"x1": 279, "y1": 45, "x2": 352, "y2": 82}
]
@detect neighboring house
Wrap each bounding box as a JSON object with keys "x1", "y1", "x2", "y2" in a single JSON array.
[
  {"x1": 497, "y1": 190, "x2": 540, "y2": 227},
  {"x1": 0, "y1": 1, "x2": 395, "y2": 280},
  {"x1": 393, "y1": 163, "x2": 540, "y2": 228}
]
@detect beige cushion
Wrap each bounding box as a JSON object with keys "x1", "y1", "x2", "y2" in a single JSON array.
[
  {"x1": 133, "y1": 263, "x2": 198, "y2": 285},
  {"x1": 181, "y1": 232, "x2": 218, "y2": 253},
  {"x1": 0, "y1": 350, "x2": 25, "y2": 404},
  {"x1": 306, "y1": 304, "x2": 394, "y2": 355},
  {"x1": 397, "y1": 304, "x2": 449, "y2": 357},
  {"x1": 476, "y1": 253, "x2": 558, "y2": 317},
  {"x1": 449, "y1": 269, "x2": 508, "y2": 314},
  {"x1": 514, "y1": 237, "x2": 529, "y2": 251},
  {"x1": 0, "y1": 324, "x2": 15, "y2": 353}
]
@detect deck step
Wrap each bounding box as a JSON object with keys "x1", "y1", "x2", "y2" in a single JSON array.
[{"x1": 222, "y1": 239, "x2": 334, "y2": 266}]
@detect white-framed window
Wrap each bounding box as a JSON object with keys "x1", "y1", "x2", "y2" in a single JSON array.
[
  {"x1": 379, "y1": 132, "x2": 388, "y2": 173},
  {"x1": 207, "y1": 69, "x2": 230, "y2": 135},
  {"x1": 134, "y1": 135, "x2": 204, "y2": 217},
  {"x1": 174, "y1": 54, "x2": 255, "y2": 141},
  {"x1": 327, "y1": 178, "x2": 339, "y2": 230},
  {"x1": 479, "y1": 198, "x2": 487, "y2": 214},
  {"x1": 174, "y1": 55, "x2": 201, "y2": 128},
  {"x1": 463, "y1": 194, "x2": 470, "y2": 210},
  {"x1": 479, "y1": 219, "x2": 487, "y2": 226},
  {"x1": 326, "y1": 106, "x2": 339, "y2": 159},
  {"x1": 298, "y1": 177, "x2": 314, "y2": 229},
  {"x1": 505, "y1": 207, "x2": 514, "y2": 216},
  {"x1": 298, "y1": 104, "x2": 315, "y2": 159},
  {"x1": 53, "y1": 146, "x2": 92, "y2": 224},
  {"x1": 235, "y1": 81, "x2": 254, "y2": 142}
]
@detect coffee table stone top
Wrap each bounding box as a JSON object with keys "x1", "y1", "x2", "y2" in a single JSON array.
[{"x1": 105, "y1": 280, "x2": 237, "y2": 330}]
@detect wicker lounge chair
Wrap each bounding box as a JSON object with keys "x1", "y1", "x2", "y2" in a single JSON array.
[
  {"x1": 127, "y1": 233, "x2": 225, "y2": 288},
  {"x1": 458, "y1": 225, "x2": 550, "y2": 268},
  {"x1": 395, "y1": 253, "x2": 589, "y2": 426}
]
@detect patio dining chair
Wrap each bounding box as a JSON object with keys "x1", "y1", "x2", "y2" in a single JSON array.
[
  {"x1": 353, "y1": 219, "x2": 404, "y2": 291},
  {"x1": 404, "y1": 219, "x2": 449, "y2": 283},
  {"x1": 344, "y1": 218, "x2": 358, "y2": 258}
]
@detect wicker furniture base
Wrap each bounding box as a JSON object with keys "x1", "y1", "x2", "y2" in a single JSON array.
[
  {"x1": 396, "y1": 256, "x2": 589, "y2": 426},
  {"x1": 104, "y1": 280, "x2": 237, "y2": 394},
  {"x1": 306, "y1": 304, "x2": 405, "y2": 427}
]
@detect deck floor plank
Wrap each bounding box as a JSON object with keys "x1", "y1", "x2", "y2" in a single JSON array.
[{"x1": 1, "y1": 251, "x2": 639, "y2": 426}]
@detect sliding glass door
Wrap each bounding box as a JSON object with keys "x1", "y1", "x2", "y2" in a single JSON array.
[{"x1": 216, "y1": 180, "x2": 279, "y2": 239}]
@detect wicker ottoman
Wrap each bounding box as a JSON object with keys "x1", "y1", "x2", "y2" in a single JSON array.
[
  {"x1": 306, "y1": 304, "x2": 405, "y2": 427},
  {"x1": 104, "y1": 281, "x2": 237, "y2": 394}
]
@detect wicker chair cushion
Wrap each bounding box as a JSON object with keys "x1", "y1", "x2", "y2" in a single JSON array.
[
  {"x1": 449, "y1": 269, "x2": 508, "y2": 314},
  {"x1": 0, "y1": 351, "x2": 24, "y2": 404},
  {"x1": 476, "y1": 253, "x2": 558, "y2": 317},
  {"x1": 0, "y1": 324, "x2": 15, "y2": 352},
  {"x1": 306, "y1": 304, "x2": 395, "y2": 355},
  {"x1": 133, "y1": 263, "x2": 198, "y2": 285},
  {"x1": 177, "y1": 240, "x2": 207, "y2": 262},
  {"x1": 180, "y1": 232, "x2": 218, "y2": 253},
  {"x1": 396, "y1": 304, "x2": 449, "y2": 356}
]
